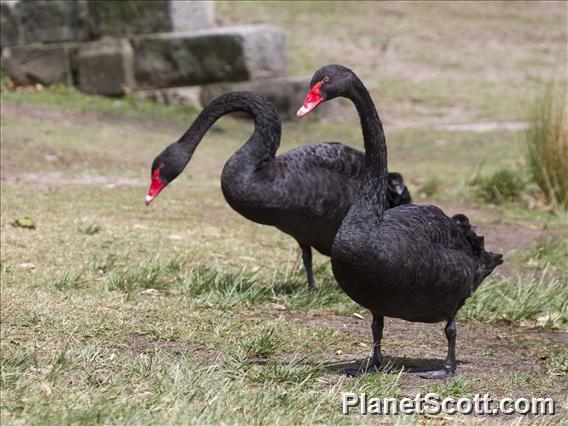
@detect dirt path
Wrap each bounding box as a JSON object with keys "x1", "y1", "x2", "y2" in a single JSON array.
[{"x1": 283, "y1": 310, "x2": 567, "y2": 405}]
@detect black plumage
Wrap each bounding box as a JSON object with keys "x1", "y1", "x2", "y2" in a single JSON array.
[
  {"x1": 300, "y1": 65, "x2": 502, "y2": 378},
  {"x1": 146, "y1": 91, "x2": 412, "y2": 289}
]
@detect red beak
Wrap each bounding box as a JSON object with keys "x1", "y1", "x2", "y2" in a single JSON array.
[
  {"x1": 297, "y1": 81, "x2": 324, "y2": 117},
  {"x1": 145, "y1": 168, "x2": 166, "y2": 206}
]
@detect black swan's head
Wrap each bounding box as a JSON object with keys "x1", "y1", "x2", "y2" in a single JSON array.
[
  {"x1": 145, "y1": 143, "x2": 187, "y2": 205},
  {"x1": 297, "y1": 64, "x2": 356, "y2": 117}
]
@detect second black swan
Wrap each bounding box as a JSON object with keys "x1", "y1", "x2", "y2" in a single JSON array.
[
  {"x1": 145, "y1": 92, "x2": 411, "y2": 290},
  {"x1": 298, "y1": 65, "x2": 502, "y2": 378}
]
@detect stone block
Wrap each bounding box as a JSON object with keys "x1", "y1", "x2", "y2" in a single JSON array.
[
  {"x1": 16, "y1": 0, "x2": 82, "y2": 44},
  {"x1": 132, "y1": 25, "x2": 286, "y2": 89},
  {"x1": 199, "y1": 77, "x2": 354, "y2": 122},
  {"x1": 87, "y1": 0, "x2": 214, "y2": 37},
  {"x1": 1, "y1": 43, "x2": 76, "y2": 86},
  {"x1": 77, "y1": 39, "x2": 135, "y2": 95}
]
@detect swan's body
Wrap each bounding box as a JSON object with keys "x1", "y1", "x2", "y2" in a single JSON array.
[
  {"x1": 299, "y1": 65, "x2": 502, "y2": 377},
  {"x1": 333, "y1": 204, "x2": 500, "y2": 323},
  {"x1": 222, "y1": 141, "x2": 363, "y2": 256},
  {"x1": 146, "y1": 92, "x2": 411, "y2": 289}
]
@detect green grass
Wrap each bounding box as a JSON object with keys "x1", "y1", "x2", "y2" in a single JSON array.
[
  {"x1": 470, "y1": 168, "x2": 527, "y2": 204},
  {"x1": 525, "y1": 84, "x2": 568, "y2": 210},
  {"x1": 0, "y1": 83, "x2": 199, "y2": 122},
  {"x1": 1, "y1": 346, "x2": 341, "y2": 424},
  {"x1": 546, "y1": 351, "x2": 568, "y2": 376},
  {"x1": 514, "y1": 236, "x2": 568, "y2": 271},
  {"x1": 239, "y1": 327, "x2": 281, "y2": 359},
  {"x1": 47, "y1": 269, "x2": 85, "y2": 291},
  {"x1": 423, "y1": 376, "x2": 474, "y2": 399},
  {"x1": 77, "y1": 222, "x2": 102, "y2": 235},
  {"x1": 417, "y1": 177, "x2": 441, "y2": 198},
  {"x1": 459, "y1": 272, "x2": 568, "y2": 329}
]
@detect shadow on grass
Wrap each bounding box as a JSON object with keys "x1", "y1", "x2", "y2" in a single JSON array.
[{"x1": 323, "y1": 356, "x2": 459, "y2": 376}]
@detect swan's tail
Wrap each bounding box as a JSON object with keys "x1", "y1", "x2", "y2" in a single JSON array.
[
  {"x1": 386, "y1": 172, "x2": 412, "y2": 207},
  {"x1": 451, "y1": 214, "x2": 503, "y2": 290}
]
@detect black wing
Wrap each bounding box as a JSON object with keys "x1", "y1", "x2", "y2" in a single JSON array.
[{"x1": 280, "y1": 142, "x2": 412, "y2": 208}]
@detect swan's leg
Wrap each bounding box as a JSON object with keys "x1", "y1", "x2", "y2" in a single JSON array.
[
  {"x1": 299, "y1": 244, "x2": 317, "y2": 290},
  {"x1": 444, "y1": 319, "x2": 457, "y2": 373},
  {"x1": 414, "y1": 319, "x2": 457, "y2": 379},
  {"x1": 344, "y1": 314, "x2": 384, "y2": 377},
  {"x1": 371, "y1": 313, "x2": 385, "y2": 366}
]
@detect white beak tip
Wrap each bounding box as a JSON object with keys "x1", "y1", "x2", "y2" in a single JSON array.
[
  {"x1": 297, "y1": 106, "x2": 309, "y2": 117},
  {"x1": 145, "y1": 195, "x2": 154, "y2": 206}
]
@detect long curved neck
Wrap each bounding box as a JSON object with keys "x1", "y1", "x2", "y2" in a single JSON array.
[
  {"x1": 177, "y1": 92, "x2": 281, "y2": 167},
  {"x1": 348, "y1": 78, "x2": 388, "y2": 219}
]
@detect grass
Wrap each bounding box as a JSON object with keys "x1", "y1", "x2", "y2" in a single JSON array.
[
  {"x1": 1, "y1": 346, "x2": 342, "y2": 424},
  {"x1": 240, "y1": 327, "x2": 280, "y2": 359},
  {"x1": 47, "y1": 269, "x2": 85, "y2": 291},
  {"x1": 546, "y1": 351, "x2": 568, "y2": 376},
  {"x1": 77, "y1": 222, "x2": 102, "y2": 235},
  {"x1": 459, "y1": 271, "x2": 568, "y2": 329},
  {"x1": 514, "y1": 236, "x2": 568, "y2": 271},
  {"x1": 0, "y1": 82, "x2": 200, "y2": 122},
  {"x1": 423, "y1": 376, "x2": 474, "y2": 399},
  {"x1": 2, "y1": 2, "x2": 568, "y2": 424},
  {"x1": 525, "y1": 84, "x2": 568, "y2": 210},
  {"x1": 417, "y1": 177, "x2": 441, "y2": 198},
  {"x1": 470, "y1": 168, "x2": 527, "y2": 204}
]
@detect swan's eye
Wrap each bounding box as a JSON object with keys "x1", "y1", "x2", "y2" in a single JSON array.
[{"x1": 323, "y1": 76, "x2": 330, "y2": 83}]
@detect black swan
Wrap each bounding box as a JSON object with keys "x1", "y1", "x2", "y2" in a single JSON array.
[
  {"x1": 145, "y1": 91, "x2": 411, "y2": 289},
  {"x1": 298, "y1": 65, "x2": 503, "y2": 378}
]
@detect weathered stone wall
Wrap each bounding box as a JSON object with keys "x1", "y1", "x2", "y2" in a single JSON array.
[
  {"x1": 0, "y1": 1, "x2": 330, "y2": 121},
  {"x1": 2, "y1": 23, "x2": 287, "y2": 95},
  {"x1": 1, "y1": 0, "x2": 83, "y2": 47},
  {"x1": 133, "y1": 26, "x2": 286, "y2": 89},
  {"x1": 87, "y1": 0, "x2": 214, "y2": 38},
  {"x1": 0, "y1": 0, "x2": 215, "y2": 48}
]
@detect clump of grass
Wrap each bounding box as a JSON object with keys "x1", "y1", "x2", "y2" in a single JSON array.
[
  {"x1": 178, "y1": 267, "x2": 269, "y2": 308},
  {"x1": 77, "y1": 222, "x2": 102, "y2": 235},
  {"x1": 418, "y1": 177, "x2": 441, "y2": 197},
  {"x1": 424, "y1": 376, "x2": 473, "y2": 398},
  {"x1": 470, "y1": 168, "x2": 526, "y2": 203},
  {"x1": 178, "y1": 265, "x2": 353, "y2": 311},
  {"x1": 515, "y1": 236, "x2": 568, "y2": 270},
  {"x1": 240, "y1": 328, "x2": 280, "y2": 359},
  {"x1": 525, "y1": 84, "x2": 568, "y2": 210},
  {"x1": 460, "y1": 272, "x2": 568, "y2": 329},
  {"x1": 511, "y1": 373, "x2": 533, "y2": 384},
  {"x1": 224, "y1": 342, "x2": 327, "y2": 387},
  {"x1": 106, "y1": 260, "x2": 183, "y2": 294},
  {"x1": 89, "y1": 253, "x2": 120, "y2": 274},
  {"x1": 242, "y1": 356, "x2": 325, "y2": 385},
  {"x1": 349, "y1": 368, "x2": 401, "y2": 399},
  {"x1": 546, "y1": 351, "x2": 567, "y2": 376},
  {"x1": 48, "y1": 269, "x2": 84, "y2": 290}
]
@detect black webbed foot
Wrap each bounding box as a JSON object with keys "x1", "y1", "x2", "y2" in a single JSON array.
[{"x1": 411, "y1": 368, "x2": 455, "y2": 380}]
